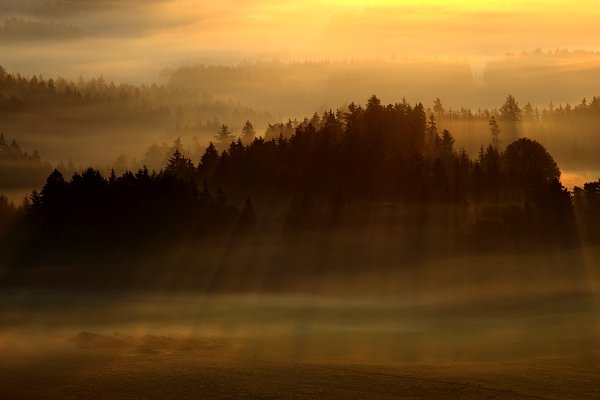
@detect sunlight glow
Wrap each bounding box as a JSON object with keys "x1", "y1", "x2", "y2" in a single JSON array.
[{"x1": 1, "y1": 0, "x2": 599, "y2": 81}]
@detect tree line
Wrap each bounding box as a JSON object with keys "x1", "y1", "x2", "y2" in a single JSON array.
[
  {"x1": 431, "y1": 95, "x2": 600, "y2": 122},
  {"x1": 4, "y1": 162, "x2": 256, "y2": 264},
  {"x1": 192, "y1": 96, "x2": 576, "y2": 246},
  {"x1": 0, "y1": 64, "x2": 271, "y2": 135},
  {"x1": 3, "y1": 95, "x2": 600, "y2": 266}
]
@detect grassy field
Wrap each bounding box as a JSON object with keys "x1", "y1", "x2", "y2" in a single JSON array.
[
  {"x1": 0, "y1": 284, "x2": 599, "y2": 399},
  {"x1": 1, "y1": 247, "x2": 599, "y2": 398}
]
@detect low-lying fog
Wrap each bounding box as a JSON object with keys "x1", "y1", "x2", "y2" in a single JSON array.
[
  {"x1": 2, "y1": 247, "x2": 599, "y2": 361},
  {"x1": 2, "y1": 246, "x2": 600, "y2": 398}
]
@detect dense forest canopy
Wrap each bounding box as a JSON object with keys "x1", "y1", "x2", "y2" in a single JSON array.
[
  {"x1": 3, "y1": 94, "x2": 599, "y2": 278},
  {"x1": 2, "y1": 58, "x2": 600, "y2": 268}
]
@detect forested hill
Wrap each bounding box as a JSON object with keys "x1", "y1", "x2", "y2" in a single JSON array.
[
  {"x1": 3, "y1": 95, "x2": 600, "y2": 285},
  {"x1": 0, "y1": 65, "x2": 273, "y2": 167}
]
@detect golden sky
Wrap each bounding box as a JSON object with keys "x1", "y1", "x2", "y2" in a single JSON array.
[
  {"x1": 1, "y1": 0, "x2": 599, "y2": 81},
  {"x1": 148, "y1": 0, "x2": 600, "y2": 56}
]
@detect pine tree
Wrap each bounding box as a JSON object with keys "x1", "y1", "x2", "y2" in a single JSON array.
[
  {"x1": 523, "y1": 102, "x2": 534, "y2": 121},
  {"x1": 489, "y1": 116, "x2": 500, "y2": 148},
  {"x1": 40, "y1": 169, "x2": 67, "y2": 207},
  {"x1": 440, "y1": 129, "x2": 455, "y2": 157},
  {"x1": 215, "y1": 124, "x2": 235, "y2": 152},
  {"x1": 241, "y1": 120, "x2": 256, "y2": 144},
  {"x1": 499, "y1": 95, "x2": 522, "y2": 122},
  {"x1": 165, "y1": 149, "x2": 195, "y2": 181},
  {"x1": 433, "y1": 98, "x2": 445, "y2": 120},
  {"x1": 425, "y1": 113, "x2": 439, "y2": 157},
  {"x1": 197, "y1": 142, "x2": 219, "y2": 181},
  {"x1": 499, "y1": 95, "x2": 522, "y2": 143}
]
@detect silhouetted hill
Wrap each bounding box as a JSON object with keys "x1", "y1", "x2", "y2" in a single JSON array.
[{"x1": 1, "y1": 96, "x2": 594, "y2": 291}]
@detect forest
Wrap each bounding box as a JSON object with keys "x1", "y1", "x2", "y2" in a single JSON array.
[
  {"x1": 1, "y1": 94, "x2": 599, "y2": 291},
  {"x1": 0, "y1": 65, "x2": 273, "y2": 173},
  {"x1": 1, "y1": 62, "x2": 600, "y2": 381},
  {"x1": 4, "y1": 59, "x2": 600, "y2": 183}
]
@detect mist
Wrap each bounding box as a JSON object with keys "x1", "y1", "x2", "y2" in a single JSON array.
[{"x1": 3, "y1": 1, "x2": 600, "y2": 399}]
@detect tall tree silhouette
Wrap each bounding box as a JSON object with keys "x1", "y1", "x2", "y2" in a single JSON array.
[
  {"x1": 433, "y1": 98, "x2": 445, "y2": 120},
  {"x1": 489, "y1": 116, "x2": 500, "y2": 148},
  {"x1": 500, "y1": 95, "x2": 522, "y2": 122},
  {"x1": 499, "y1": 95, "x2": 522, "y2": 143},
  {"x1": 425, "y1": 113, "x2": 439, "y2": 158},
  {"x1": 165, "y1": 149, "x2": 195, "y2": 181},
  {"x1": 241, "y1": 120, "x2": 256, "y2": 144},
  {"x1": 215, "y1": 124, "x2": 235, "y2": 152},
  {"x1": 197, "y1": 142, "x2": 219, "y2": 183},
  {"x1": 40, "y1": 169, "x2": 67, "y2": 208}
]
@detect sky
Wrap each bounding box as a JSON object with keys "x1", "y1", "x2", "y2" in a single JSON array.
[{"x1": 1, "y1": 0, "x2": 600, "y2": 82}]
